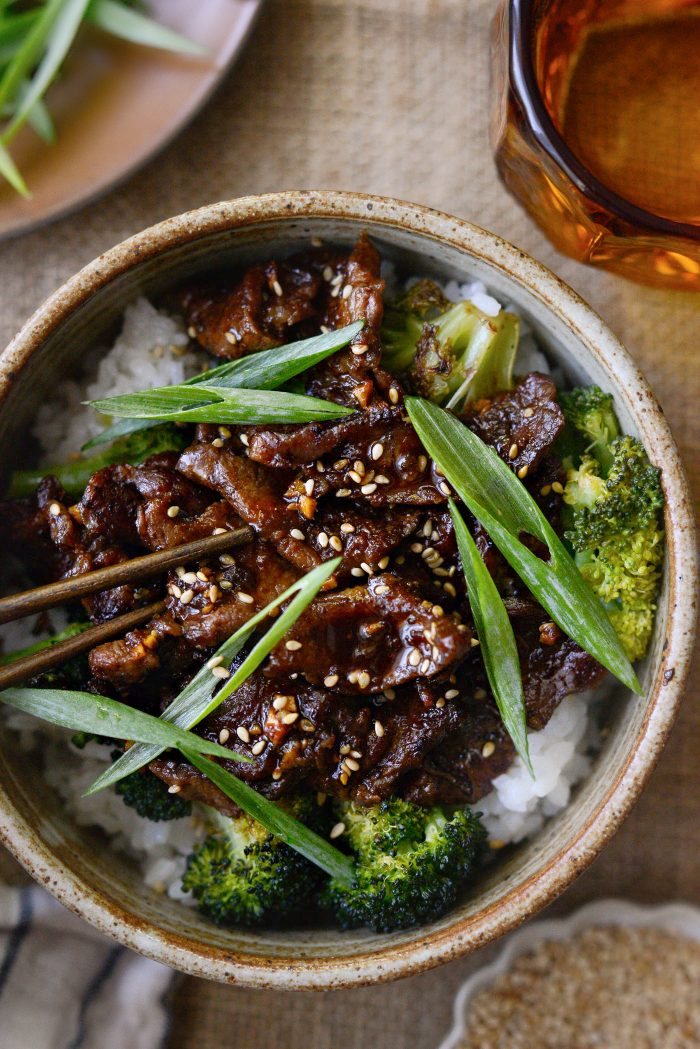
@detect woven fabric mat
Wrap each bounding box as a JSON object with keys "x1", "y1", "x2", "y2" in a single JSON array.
[{"x1": 0, "y1": 2, "x2": 698, "y2": 1047}]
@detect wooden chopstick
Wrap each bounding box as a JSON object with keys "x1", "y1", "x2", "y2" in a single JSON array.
[
  {"x1": 0, "y1": 600, "x2": 166, "y2": 690},
  {"x1": 0, "y1": 526, "x2": 252, "y2": 626}
]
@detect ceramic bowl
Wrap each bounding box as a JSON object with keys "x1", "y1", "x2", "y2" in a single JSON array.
[{"x1": 0, "y1": 192, "x2": 695, "y2": 988}]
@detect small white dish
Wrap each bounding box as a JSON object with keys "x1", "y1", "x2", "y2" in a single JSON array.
[{"x1": 440, "y1": 898, "x2": 700, "y2": 1049}]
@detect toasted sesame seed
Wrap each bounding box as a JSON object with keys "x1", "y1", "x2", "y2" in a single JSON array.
[
  {"x1": 347, "y1": 670, "x2": 360, "y2": 684},
  {"x1": 219, "y1": 426, "x2": 232, "y2": 439},
  {"x1": 508, "y1": 443, "x2": 519, "y2": 460},
  {"x1": 342, "y1": 284, "x2": 352, "y2": 300},
  {"x1": 417, "y1": 454, "x2": 428, "y2": 472},
  {"x1": 168, "y1": 784, "x2": 181, "y2": 794},
  {"x1": 219, "y1": 553, "x2": 235, "y2": 566},
  {"x1": 187, "y1": 325, "x2": 197, "y2": 338},
  {"x1": 196, "y1": 570, "x2": 209, "y2": 582},
  {"x1": 474, "y1": 687, "x2": 488, "y2": 700},
  {"x1": 330, "y1": 821, "x2": 346, "y2": 839},
  {"x1": 482, "y1": 740, "x2": 496, "y2": 758},
  {"x1": 336, "y1": 488, "x2": 351, "y2": 497},
  {"x1": 443, "y1": 582, "x2": 457, "y2": 598},
  {"x1": 389, "y1": 387, "x2": 399, "y2": 404},
  {"x1": 303, "y1": 479, "x2": 315, "y2": 497},
  {"x1": 239, "y1": 433, "x2": 249, "y2": 446},
  {"x1": 316, "y1": 459, "x2": 325, "y2": 473},
  {"x1": 220, "y1": 579, "x2": 233, "y2": 590},
  {"x1": 438, "y1": 481, "x2": 451, "y2": 496},
  {"x1": 410, "y1": 542, "x2": 424, "y2": 554},
  {"x1": 211, "y1": 665, "x2": 230, "y2": 680},
  {"x1": 345, "y1": 757, "x2": 361, "y2": 772},
  {"x1": 300, "y1": 718, "x2": 316, "y2": 732},
  {"x1": 347, "y1": 470, "x2": 361, "y2": 484},
  {"x1": 237, "y1": 591, "x2": 254, "y2": 604},
  {"x1": 374, "y1": 584, "x2": 390, "y2": 595},
  {"x1": 360, "y1": 562, "x2": 373, "y2": 575},
  {"x1": 212, "y1": 437, "x2": 224, "y2": 448},
  {"x1": 324, "y1": 674, "x2": 339, "y2": 687},
  {"x1": 290, "y1": 528, "x2": 305, "y2": 541},
  {"x1": 339, "y1": 771, "x2": 349, "y2": 785},
  {"x1": 432, "y1": 604, "x2": 444, "y2": 617},
  {"x1": 285, "y1": 639, "x2": 302, "y2": 651},
  {"x1": 224, "y1": 331, "x2": 237, "y2": 345},
  {"x1": 408, "y1": 647, "x2": 421, "y2": 667},
  {"x1": 323, "y1": 265, "x2": 334, "y2": 281},
  {"x1": 219, "y1": 728, "x2": 231, "y2": 743},
  {"x1": 282, "y1": 712, "x2": 299, "y2": 725},
  {"x1": 552, "y1": 480, "x2": 565, "y2": 494},
  {"x1": 180, "y1": 573, "x2": 196, "y2": 585},
  {"x1": 49, "y1": 501, "x2": 62, "y2": 517},
  {"x1": 208, "y1": 656, "x2": 224, "y2": 669},
  {"x1": 175, "y1": 566, "x2": 186, "y2": 577},
  {"x1": 352, "y1": 343, "x2": 368, "y2": 355},
  {"x1": 523, "y1": 406, "x2": 535, "y2": 418},
  {"x1": 272, "y1": 278, "x2": 283, "y2": 296},
  {"x1": 470, "y1": 637, "x2": 481, "y2": 647},
  {"x1": 180, "y1": 588, "x2": 194, "y2": 605},
  {"x1": 422, "y1": 546, "x2": 436, "y2": 559},
  {"x1": 374, "y1": 720, "x2": 385, "y2": 737},
  {"x1": 419, "y1": 658, "x2": 430, "y2": 674},
  {"x1": 334, "y1": 458, "x2": 349, "y2": 469},
  {"x1": 517, "y1": 464, "x2": 529, "y2": 479},
  {"x1": 350, "y1": 566, "x2": 365, "y2": 577},
  {"x1": 423, "y1": 520, "x2": 433, "y2": 538},
  {"x1": 445, "y1": 689, "x2": 460, "y2": 700},
  {"x1": 540, "y1": 484, "x2": 552, "y2": 496},
  {"x1": 356, "y1": 671, "x2": 371, "y2": 689},
  {"x1": 272, "y1": 769, "x2": 282, "y2": 780},
  {"x1": 373, "y1": 556, "x2": 387, "y2": 571},
  {"x1": 329, "y1": 535, "x2": 343, "y2": 552},
  {"x1": 384, "y1": 688, "x2": 396, "y2": 700},
  {"x1": 374, "y1": 474, "x2": 390, "y2": 485},
  {"x1": 339, "y1": 744, "x2": 351, "y2": 755},
  {"x1": 233, "y1": 726, "x2": 249, "y2": 743},
  {"x1": 251, "y1": 739, "x2": 266, "y2": 755},
  {"x1": 272, "y1": 696, "x2": 289, "y2": 710},
  {"x1": 170, "y1": 584, "x2": 182, "y2": 599},
  {"x1": 350, "y1": 750, "x2": 363, "y2": 760},
  {"x1": 436, "y1": 697, "x2": 446, "y2": 708},
  {"x1": 340, "y1": 522, "x2": 355, "y2": 534}
]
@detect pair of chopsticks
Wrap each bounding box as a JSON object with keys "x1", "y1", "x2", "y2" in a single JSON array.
[{"x1": 0, "y1": 526, "x2": 252, "y2": 690}]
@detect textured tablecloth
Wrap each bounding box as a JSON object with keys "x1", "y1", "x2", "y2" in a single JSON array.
[{"x1": 0, "y1": 2, "x2": 698, "y2": 1047}]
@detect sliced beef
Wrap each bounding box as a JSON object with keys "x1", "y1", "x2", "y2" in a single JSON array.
[
  {"x1": 266, "y1": 572, "x2": 474, "y2": 694},
  {"x1": 463, "y1": 372, "x2": 565, "y2": 476}
]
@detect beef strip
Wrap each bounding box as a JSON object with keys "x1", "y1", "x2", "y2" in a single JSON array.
[{"x1": 463, "y1": 373, "x2": 565, "y2": 476}]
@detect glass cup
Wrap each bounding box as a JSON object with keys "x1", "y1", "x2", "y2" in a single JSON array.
[{"x1": 491, "y1": 0, "x2": 700, "y2": 290}]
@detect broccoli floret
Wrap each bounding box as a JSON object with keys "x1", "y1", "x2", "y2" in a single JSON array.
[
  {"x1": 564, "y1": 427, "x2": 664, "y2": 662},
  {"x1": 560, "y1": 385, "x2": 620, "y2": 475},
  {"x1": 320, "y1": 799, "x2": 486, "y2": 932},
  {"x1": 8, "y1": 423, "x2": 189, "y2": 499},
  {"x1": 382, "y1": 280, "x2": 519, "y2": 407},
  {"x1": 182, "y1": 796, "x2": 328, "y2": 927},
  {"x1": 114, "y1": 765, "x2": 192, "y2": 822},
  {"x1": 1, "y1": 621, "x2": 92, "y2": 689}
]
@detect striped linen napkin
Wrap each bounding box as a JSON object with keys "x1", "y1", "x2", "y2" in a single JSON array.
[{"x1": 0, "y1": 884, "x2": 173, "y2": 1049}]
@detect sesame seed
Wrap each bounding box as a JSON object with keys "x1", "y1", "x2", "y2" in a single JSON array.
[
  {"x1": 517, "y1": 464, "x2": 529, "y2": 479},
  {"x1": 436, "y1": 697, "x2": 446, "y2": 708},
  {"x1": 352, "y1": 343, "x2": 368, "y2": 355},
  {"x1": 340, "y1": 522, "x2": 355, "y2": 533},
  {"x1": 49, "y1": 502, "x2": 61, "y2": 516},
  {"x1": 350, "y1": 566, "x2": 365, "y2": 577},
  {"x1": 300, "y1": 718, "x2": 315, "y2": 732},
  {"x1": 369, "y1": 443, "x2": 383, "y2": 463},
  {"x1": 170, "y1": 584, "x2": 182, "y2": 599},
  {"x1": 196, "y1": 570, "x2": 209, "y2": 582},
  {"x1": 443, "y1": 582, "x2": 457, "y2": 598},
  {"x1": 374, "y1": 584, "x2": 390, "y2": 595},
  {"x1": 384, "y1": 688, "x2": 396, "y2": 700},
  {"x1": 470, "y1": 637, "x2": 481, "y2": 647},
  {"x1": 272, "y1": 278, "x2": 283, "y2": 296},
  {"x1": 339, "y1": 744, "x2": 351, "y2": 755},
  {"x1": 316, "y1": 459, "x2": 325, "y2": 473},
  {"x1": 422, "y1": 546, "x2": 436, "y2": 559},
  {"x1": 219, "y1": 553, "x2": 235, "y2": 566},
  {"x1": 180, "y1": 588, "x2": 194, "y2": 605},
  {"x1": 350, "y1": 749, "x2": 363, "y2": 759},
  {"x1": 330, "y1": 822, "x2": 346, "y2": 839},
  {"x1": 318, "y1": 531, "x2": 329, "y2": 549},
  {"x1": 438, "y1": 481, "x2": 451, "y2": 496},
  {"x1": 329, "y1": 535, "x2": 343, "y2": 552},
  {"x1": 211, "y1": 666, "x2": 230, "y2": 680},
  {"x1": 482, "y1": 740, "x2": 496, "y2": 758},
  {"x1": 285, "y1": 639, "x2": 302, "y2": 651},
  {"x1": 345, "y1": 757, "x2": 360, "y2": 772},
  {"x1": 374, "y1": 474, "x2": 390, "y2": 485},
  {"x1": 208, "y1": 656, "x2": 224, "y2": 669},
  {"x1": 168, "y1": 784, "x2": 181, "y2": 794},
  {"x1": 239, "y1": 433, "x2": 249, "y2": 446},
  {"x1": 303, "y1": 479, "x2": 314, "y2": 497},
  {"x1": 417, "y1": 455, "x2": 428, "y2": 472},
  {"x1": 224, "y1": 331, "x2": 237, "y2": 345},
  {"x1": 552, "y1": 480, "x2": 565, "y2": 494},
  {"x1": 220, "y1": 579, "x2": 233, "y2": 590},
  {"x1": 251, "y1": 739, "x2": 266, "y2": 755},
  {"x1": 323, "y1": 265, "x2": 334, "y2": 281},
  {"x1": 187, "y1": 326, "x2": 197, "y2": 338},
  {"x1": 432, "y1": 604, "x2": 444, "y2": 617},
  {"x1": 408, "y1": 647, "x2": 421, "y2": 667},
  {"x1": 339, "y1": 771, "x2": 349, "y2": 785},
  {"x1": 374, "y1": 720, "x2": 385, "y2": 737},
  {"x1": 423, "y1": 520, "x2": 434, "y2": 538},
  {"x1": 324, "y1": 674, "x2": 339, "y2": 687},
  {"x1": 334, "y1": 458, "x2": 349, "y2": 469},
  {"x1": 377, "y1": 556, "x2": 390, "y2": 570},
  {"x1": 282, "y1": 712, "x2": 299, "y2": 725},
  {"x1": 237, "y1": 591, "x2": 254, "y2": 604},
  {"x1": 208, "y1": 585, "x2": 220, "y2": 603},
  {"x1": 419, "y1": 658, "x2": 430, "y2": 674},
  {"x1": 523, "y1": 406, "x2": 535, "y2": 418},
  {"x1": 540, "y1": 484, "x2": 552, "y2": 496},
  {"x1": 508, "y1": 443, "x2": 519, "y2": 460},
  {"x1": 219, "y1": 728, "x2": 231, "y2": 743},
  {"x1": 336, "y1": 488, "x2": 351, "y2": 497},
  {"x1": 219, "y1": 426, "x2": 232, "y2": 439},
  {"x1": 167, "y1": 505, "x2": 180, "y2": 520},
  {"x1": 360, "y1": 562, "x2": 373, "y2": 575},
  {"x1": 348, "y1": 470, "x2": 363, "y2": 484},
  {"x1": 445, "y1": 689, "x2": 460, "y2": 700},
  {"x1": 175, "y1": 566, "x2": 186, "y2": 577},
  {"x1": 342, "y1": 284, "x2": 352, "y2": 300},
  {"x1": 212, "y1": 437, "x2": 224, "y2": 448},
  {"x1": 474, "y1": 687, "x2": 488, "y2": 700},
  {"x1": 362, "y1": 482, "x2": 378, "y2": 495},
  {"x1": 272, "y1": 769, "x2": 282, "y2": 780},
  {"x1": 356, "y1": 671, "x2": 371, "y2": 689},
  {"x1": 389, "y1": 387, "x2": 399, "y2": 404},
  {"x1": 410, "y1": 542, "x2": 424, "y2": 554},
  {"x1": 347, "y1": 670, "x2": 359, "y2": 684},
  {"x1": 272, "y1": 696, "x2": 289, "y2": 710},
  {"x1": 290, "y1": 528, "x2": 305, "y2": 540}
]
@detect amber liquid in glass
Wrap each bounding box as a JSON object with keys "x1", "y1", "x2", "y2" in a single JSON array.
[{"x1": 543, "y1": 5, "x2": 700, "y2": 227}]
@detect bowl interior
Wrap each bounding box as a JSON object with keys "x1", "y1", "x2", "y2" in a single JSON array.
[{"x1": 0, "y1": 204, "x2": 688, "y2": 987}]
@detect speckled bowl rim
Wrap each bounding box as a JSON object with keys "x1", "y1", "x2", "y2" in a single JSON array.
[
  {"x1": 439, "y1": 899, "x2": 700, "y2": 1049},
  {"x1": 0, "y1": 192, "x2": 696, "y2": 988}
]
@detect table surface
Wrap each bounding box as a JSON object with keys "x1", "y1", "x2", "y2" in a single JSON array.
[{"x1": 0, "y1": 2, "x2": 697, "y2": 1046}]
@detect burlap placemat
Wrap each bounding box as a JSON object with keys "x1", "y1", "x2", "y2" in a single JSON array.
[{"x1": 0, "y1": 2, "x2": 697, "y2": 1046}]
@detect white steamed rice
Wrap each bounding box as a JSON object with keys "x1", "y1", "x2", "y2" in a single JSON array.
[{"x1": 0, "y1": 282, "x2": 601, "y2": 905}]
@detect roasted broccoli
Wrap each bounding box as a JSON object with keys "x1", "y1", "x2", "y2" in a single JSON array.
[
  {"x1": 563, "y1": 387, "x2": 664, "y2": 662},
  {"x1": 8, "y1": 423, "x2": 189, "y2": 498},
  {"x1": 382, "y1": 280, "x2": 519, "y2": 407},
  {"x1": 114, "y1": 765, "x2": 192, "y2": 822},
  {"x1": 320, "y1": 798, "x2": 486, "y2": 932},
  {"x1": 560, "y1": 385, "x2": 620, "y2": 474},
  {"x1": 182, "y1": 797, "x2": 329, "y2": 926},
  {"x1": 0, "y1": 620, "x2": 91, "y2": 689}
]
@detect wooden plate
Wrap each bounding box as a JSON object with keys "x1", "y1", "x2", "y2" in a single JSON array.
[{"x1": 0, "y1": 0, "x2": 261, "y2": 240}]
